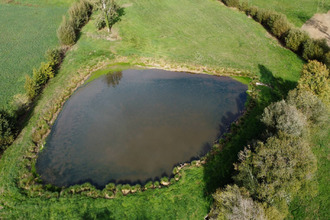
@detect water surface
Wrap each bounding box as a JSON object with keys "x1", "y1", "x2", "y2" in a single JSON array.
[{"x1": 37, "y1": 69, "x2": 247, "y2": 187}]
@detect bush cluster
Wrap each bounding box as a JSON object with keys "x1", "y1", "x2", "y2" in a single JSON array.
[
  {"x1": 219, "y1": 0, "x2": 330, "y2": 66},
  {"x1": 222, "y1": 0, "x2": 239, "y2": 8},
  {"x1": 24, "y1": 48, "x2": 64, "y2": 100},
  {"x1": 57, "y1": 0, "x2": 92, "y2": 46}
]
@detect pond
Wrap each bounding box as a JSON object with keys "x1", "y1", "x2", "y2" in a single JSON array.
[{"x1": 36, "y1": 69, "x2": 247, "y2": 188}]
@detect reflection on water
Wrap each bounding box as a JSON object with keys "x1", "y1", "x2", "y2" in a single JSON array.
[{"x1": 36, "y1": 69, "x2": 247, "y2": 188}]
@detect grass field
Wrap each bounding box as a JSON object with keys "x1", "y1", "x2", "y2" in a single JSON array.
[
  {"x1": 288, "y1": 124, "x2": 330, "y2": 219},
  {"x1": 0, "y1": 0, "x2": 319, "y2": 218},
  {"x1": 241, "y1": 0, "x2": 330, "y2": 27},
  {"x1": 0, "y1": 0, "x2": 74, "y2": 7},
  {"x1": 0, "y1": 1, "x2": 73, "y2": 109},
  {"x1": 111, "y1": 0, "x2": 303, "y2": 84}
]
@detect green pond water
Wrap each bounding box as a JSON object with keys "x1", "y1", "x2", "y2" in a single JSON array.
[{"x1": 36, "y1": 69, "x2": 247, "y2": 187}]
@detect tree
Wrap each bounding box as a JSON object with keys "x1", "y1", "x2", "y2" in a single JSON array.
[
  {"x1": 261, "y1": 100, "x2": 307, "y2": 136},
  {"x1": 287, "y1": 89, "x2": 328, "y2": 126},
  {"x1": 97, "y1": 0, "x2": 121, "y2": 33},
  {"x1": 209, "y1": 185, "x2": 266, "y2": 220},
  {"x1": 234, "y1": 133, "x2": 317, "y2": 206},
  {"x1": 298, "y1": 60, "x2": 330, "y2": 104}
]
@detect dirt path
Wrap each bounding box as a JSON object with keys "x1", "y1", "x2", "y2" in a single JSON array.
[{"x1": 301, "y1": 11, "x2": 330, "y2": 46}]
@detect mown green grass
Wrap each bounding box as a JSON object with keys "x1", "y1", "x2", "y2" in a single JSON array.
[
  {"x1": 0, "y1": 0, "x2": 309, "y2": 218},
  {"x1": 288, "y1": 124, "x2": 330, "y2": 219},
  {"x1": 241, "y1": 0, "x2": 330, "y2": 27},
  {"x1": 0, "y1": 3, "x2": 69, "y2": 109},
  {"x1": 111, "y1": 0, "x2": 303, "y2": 84}
]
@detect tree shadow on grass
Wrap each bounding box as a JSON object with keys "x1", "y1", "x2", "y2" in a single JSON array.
[
  {"x1": 83, "y1": 207, "x2": 115, "y2": 220},
  {"x1": 258, "y1": 64, "x2": 297, "y2": 99}
]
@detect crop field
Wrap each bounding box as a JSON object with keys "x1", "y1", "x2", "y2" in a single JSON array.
[
  {"x1": 0, "y1": 1, "x2": 72, "y2": 109},
  {"x1": 241, "y1": 0, "x2": 330, "y2": 27}
]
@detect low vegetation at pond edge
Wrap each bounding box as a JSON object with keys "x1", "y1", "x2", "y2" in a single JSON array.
[{"x1": 0, "y1": 0, "x2": 329, "y2": 219}]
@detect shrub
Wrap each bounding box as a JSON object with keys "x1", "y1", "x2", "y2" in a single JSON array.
[
  {"x1": 222, "y1": 0, "x2": 239, "y2": 8},
  {"x1": 104, "y1": 182, "x2": 115, "y2": 191},
  {"x1": 45, "y1": 48, "x2": 63, "y2": 69},
  {"x1": 298, "y1": 60, "x2": 330, "y2": 104},
  {"x1": 69, "y1": 0, "x2": 91, "y2": 30},
  {"x1": 0, "y1": 110, "x2": 14, "y2": 150},
  {"x1": 153, "y1": 181, "x2": 160, "y2": 188},
  {"x1": 284, "y1": 28, "x2": 309, "y2": 52},
  {"x1": 37, "y1": 62, "x2": 54, "y2": 82},
  {"x1": 287, "y1": 89, "x2": 328, "y2": 125},
  {"x1": 160, "y1": 177, "x2": 169, "y2": 185},
  {"x1": 144, "y1": 181, "x2": 153, "y2": 189},
  {"x1": 302, "y1": 39, "x2": 329, "y2": 61},
  {"x1": 266, "y1": 13, "x2": 291, "y2": 38},
  {"x1": 261, "y1": 100, "x2": 307, "y2": 136},
  {"x1": 172, "y1": 166, "x2": 179, "y2": 175},
  {"x1": 246, "y1": 6, "x2": 258, "y2": 17},
  {"x1": 238, "y1": 2, "x2": 249, "y2": 12},
  {"x1": 24, "y1": 75, "x2": 38, "y2": 100},
  {"x1": 209, "y1": 185, "x2": 266, "y2": 220},
  {"x1": 57, "y1": 16, "x2": 76, "y2": 46},
  {"x1": 254, "y1": 8, "x2": 271, "y2": 24}
]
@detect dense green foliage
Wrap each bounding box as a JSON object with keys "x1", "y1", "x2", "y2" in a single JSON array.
[
  {"x1": 284, "y1": 28, "x2": 309, "y2": 52},
  {"x1": 58, "y1": 0, "x2": 92, "y2": 45},
  {"x1": 57, "y1": 16, "x2": 77, "y2": 45},
  {"x1": 265, "y1": 12, "x2": 291, "y2": 38},
  {"x1": 94, "y1": 0, "x2": 121, "y2": 32},
  {"x1": 209, "y1": 185, "x2": 266, "y2": 220},
  {"x1": 302, "y1": 39, "x2": 329, "y2": 62},
  {"x1": 287, "y1": 89, "x2": 327, "y2": 125},
  {"x1": 24, "y1": 48, "x2": 64, "y2": 100},
  {"x1": 234, "y1": 133, "x2": 316, "y2": 204},
  {"x1": 68, "y1": 0, "x2": 92, "y2": 30},
  {"x1": 261, "y1": 100, "x2": 306, "y2": 136},
  {"x1": 298, "y1": 60, "x2": 330, "y2": 104}
]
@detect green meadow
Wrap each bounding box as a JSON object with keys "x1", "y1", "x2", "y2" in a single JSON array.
[{"x1": 1, "y1": 0, "x2": 328, "y2": 219}]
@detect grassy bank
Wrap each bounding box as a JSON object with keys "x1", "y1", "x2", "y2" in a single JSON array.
[
  {"x1": 240, "y1": 0, "x2": 330, "y2": 27},
  {"x1": 0, "y1": 0, "x2": 307, "y2": 218}
]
